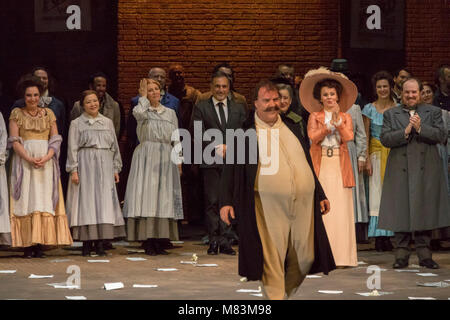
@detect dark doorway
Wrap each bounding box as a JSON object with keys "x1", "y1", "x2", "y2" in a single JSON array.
[
  {"x1": 340, "y1": 0, "x2": 405, "y2": 104},
  {"x1": 0, "y1": 0, "x2": 118, "y2": 110}
]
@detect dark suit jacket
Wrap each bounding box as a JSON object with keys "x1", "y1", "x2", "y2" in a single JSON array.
[
  {"x1": 190, "y1": 96, "x2": 246, "y2": 168},
  {"x1": 219, "y1": 110, "x2": 336, "y2": 280}
]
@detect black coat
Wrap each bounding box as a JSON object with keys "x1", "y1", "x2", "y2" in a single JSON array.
[{"x1": 220, "y1": 110, "x2": 336, "y2": 281}]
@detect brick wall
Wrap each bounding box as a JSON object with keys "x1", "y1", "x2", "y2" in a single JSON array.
[
  {"x1": 405, "y1": 0, "x2": 450, "y2": 83},
  {"x1": 117, "y1": 0, "x2": 340, "y2": 114}
]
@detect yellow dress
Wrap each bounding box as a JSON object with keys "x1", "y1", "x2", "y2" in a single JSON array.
[{"x1": 9, "y1": 108, "x2": 72, "y2": 247}]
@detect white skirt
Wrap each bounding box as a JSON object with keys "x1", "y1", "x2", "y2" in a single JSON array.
[{"x1": 12, "y1": 140, "x2": 54, "y2": 216}]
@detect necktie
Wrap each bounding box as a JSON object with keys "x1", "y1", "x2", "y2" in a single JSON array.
[{"x1": 218, "y1": 102, "x2": 227, "y2": 129}]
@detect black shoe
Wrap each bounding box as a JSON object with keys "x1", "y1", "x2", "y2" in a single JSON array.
[
  {"x1": 219, "y1": 244, "x2": 236, "y2": 255},
  {"x1": 144, "y1": 240, "x2": 157, "y2": 256},
  {"x1": 33, "y1": 244, "x2": 46, "y2": 258},
  {"x1": 207, "y1": 241, "x2": 219, "y2": 255},
  {"x1": 375, "y1": 238, "x2": 384, "y2": 252},
  {"x1": 94, "y1": 240, "x2": 107, "y2": 256},
  {"x1": 23, "y1": 247, "x2": 33, "y2": 259},
  {"x1": 159, "y1": 238, "x2": 174, "y2": 250},
  {"x1": 383, "y1": 237, "x2": 393, "y2": 251},
  {"x1": 430, "y1": 240, "x2": 442, "y2": 251},
  {"x1": 103, "y1": 241, "x2": 115, "y2": 251},
  {"x1": 82, "y1": 241, "x2": 91, "y2": 257},
  {"x1": 393, "y1": 258, "x2": 409, "y2": 269},
  {"x1": 154, "y1": 239, "x2": 169, "y2": 255},
  {"x1": 419, "y1": 258, "x2": 439, "y2": 269}
]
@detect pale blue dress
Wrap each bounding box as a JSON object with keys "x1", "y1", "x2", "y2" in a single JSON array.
[{"x1": 362, "y1": 104, "x2": 394, "y2": 238}]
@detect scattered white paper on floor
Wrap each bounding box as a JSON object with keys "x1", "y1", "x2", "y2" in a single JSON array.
[
  {"x1": 156, "y1": 268, "x2": 178, "y2": 272},
  {"x1": 318, "y1": 290, "x2": 343, "y2": 294},
  {"x1": 236, "y1": 287, "x2": 261, "y2": 293},
  {"x1": 240, "y1": 277, "x2": 248, "y2": 282},
  {"x1": 195, "y1": 264, "x2": 218, "y2": 267},
  {"x1": 50, "y1": 259, "x2": 72, "y2": 263},
  {"x1": 0, "y1": 270, "x2": 17, "y2": 274},
  {"x1": 416, "y1": 273, "x2": 438, "y2": 277},
  {"x1": 128, "y1": 249, "x2": 145, "y2": 253},
  {"x1": 171, "y1": 241, "x2": 184, "y2": 244},
  {"x1": 250, "y1": 293, "x2": 263, "y2": 297},
  {"x1": 395, "y1": 269, "x2": 420, "y2": 273},
  {"x1": 66, "y1": 296, "x2": 87, "y2": 300},
  {"x1": 179, "y1": 252, "x2": 196, "y2": 256},
  {"x1": 112, "y1": 241, "x2": 130, "y2": 246},
  {"x1": 47, "y1": 283, "x2": 80, "y2": 289},
  {"x1": 29, "y1": 274, "x2": 54, "y2": 279},
  {"x1": 104, "y1": 282, "x2": 124, "y2": 290},
  {"x1": 408, "y1": 297, "x2": 436, "y2": 300},
  {"x1": 87, "y1": 260, "x2": 110, "y2": 263},
  {"x1": 445, "y1": 280, "x2": 450, "y2": 282},
  {"x1": 71, "y1": 242, "x2": 83, "y2": 247},
  {"x1": 180, "y1": 261, "x2": 197, "y2": 265},
  {"x1": 416, "y1": 282, "x2": 450, "y2": 288},
  {"x1": 306, "y1": 275, "x2": 322, "y2": 279},
  {"x1": 133, "y1": 284, "x2": 159, "y2": 288},
  {"x1": 356, "y1": 291, "x2": 393, "y2": 297},
  {"x1": 358, "y1": 261, "x2": 368, "y2": 265},
  {"x1": 126, "y1": 257, "x2": 147, "y2": 262}
]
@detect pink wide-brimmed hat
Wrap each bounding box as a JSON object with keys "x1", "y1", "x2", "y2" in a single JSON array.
[{"x1": 299, "y1": 67, "x2": 358, "y2": 113}]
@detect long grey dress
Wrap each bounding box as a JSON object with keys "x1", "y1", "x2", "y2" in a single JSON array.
[
  {"x1": 346, "y1": 105, "x2": 369, "y2": 224},
  {"x1": 0, "y1": 112, "x2": 11, "y2": 245},
  {"x1": 66, "y1": 113, "x2": 125, "y2": 241},
  {"x1": 123, "y1": 97, "x2": 183, "y2": 241}
]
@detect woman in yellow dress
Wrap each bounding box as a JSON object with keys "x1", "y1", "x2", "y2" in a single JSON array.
[{"x1": 8, "y1": 76, "x2": 72, "y2": 258}]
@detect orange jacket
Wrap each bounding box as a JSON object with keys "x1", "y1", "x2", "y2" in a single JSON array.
[{"x1": 307, "y1": 111, "x2": 355, "y2": 188}]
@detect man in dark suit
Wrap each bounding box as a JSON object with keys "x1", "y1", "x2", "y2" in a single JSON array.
[{"x1": 191, "y1": 71, "x2": 246, "y2": 255}]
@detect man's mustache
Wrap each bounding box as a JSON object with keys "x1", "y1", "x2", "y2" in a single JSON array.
[{"x1": 264, "y1": 106, "x2": 280, "y2": 112}]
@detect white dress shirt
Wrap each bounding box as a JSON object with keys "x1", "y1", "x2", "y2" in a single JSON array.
[
  {"x1": 212, "y1": 97, "x2": 228, "y2": 124},
  {"x1": 321, "y1": 110, "x2": 342, "y2": 148}
]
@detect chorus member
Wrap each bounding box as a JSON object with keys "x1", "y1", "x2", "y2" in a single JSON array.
[
  {"x1": 304, "y1": 67, "x2": 358, "y2": 267},
  {"x1": 123, "y1": 79, "x2": 183, "y2": 255},
  {"x1": 66, "y1": 90, "x2": 125, "y2": 256},
  {"x1": 8, "y1": 77, "x2": 72, "y2": 258},
  {"x1": 362, "y1": 71, "x2": 396, "y2": 251},
  {"x1": 0, "y1": 112, "x2": 10, "y2": 246},
  {"x1": 421, "y1": 82, "x2": 450, "y2": 250},
  {"x1": 346, "y1": 103, "x2": 369, "y2": 243},
  {"x1": 191, "y1": 71, "x2": 246, "y2": 256}
]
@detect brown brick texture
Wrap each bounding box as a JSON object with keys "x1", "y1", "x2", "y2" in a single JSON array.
[
  {"x1": 117, "y1": 0, "x2": 340, "y2": 115},
  {"x1": 405, "y1": 0, "x2": 450, "y2": 83}
]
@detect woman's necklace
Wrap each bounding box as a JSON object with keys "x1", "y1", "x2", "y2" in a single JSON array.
[{"x1": 25, "y1": 108, "x2": 40, "y2": 117}]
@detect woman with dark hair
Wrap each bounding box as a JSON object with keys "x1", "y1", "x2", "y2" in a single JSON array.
[
  {"x1": 277, "y1": 83, "x2": 307, "y2": 140},
  {"x1": 302, "y1": 67, "x2": 358, "y2": 267},
  {"x1": 8, "y1": 76, "x2": 72, "y2": 258},
  {"x1": 123, "y1": 79, "x2": 183, "y2": 256},
  {"x1": 362, "y1": 71, "x2": 396, "y2": 251},
  {"x1": 66, "y1": 90, "x2": 125, "y2": 256}
]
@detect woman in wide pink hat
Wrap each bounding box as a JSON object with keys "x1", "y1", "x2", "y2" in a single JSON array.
[{"x1": 300, "y1": 67, "x2": 358, "y2": 267}]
